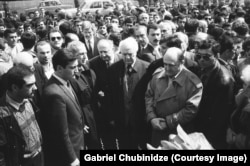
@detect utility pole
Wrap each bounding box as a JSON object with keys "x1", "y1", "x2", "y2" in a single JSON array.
[{"x1": 3, "y1": 1, "x2": 9, "y2": 18}]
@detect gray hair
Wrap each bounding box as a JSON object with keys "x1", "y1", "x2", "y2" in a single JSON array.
[
  {"x1": 82, "y1": 20, "x2": 94, "y2": 31},
  {"x1": 67, "y1": 41, "x2": 86, "y2": 55},
  {"x1": 119, "y1": 37, "x2": 138, "y2": 53},
  {"x1": 97, "y1": 39, "x2": 114, "y2": 50}
]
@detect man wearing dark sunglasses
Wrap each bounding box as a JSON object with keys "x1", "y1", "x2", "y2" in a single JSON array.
[
  {"x1": 48, "y1": 29, "x2": 64, "y2": 55},
  {"x1": 194, "y1": 41, "x2": 235, "y2": 149}
]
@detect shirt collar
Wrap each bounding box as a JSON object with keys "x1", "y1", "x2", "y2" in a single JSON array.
[
  {"x1": 6, "y1": 92, "x2": 28, "y2": 111},
  {"x1": 141, "y1": 43, "x2": 148, "y2": 50},
  {"x1": 53, "y1": 73, "x2": 68, "y2": 87},
  {"x1": 158, "y1": 66, "x2": 185, "y2": 86}
]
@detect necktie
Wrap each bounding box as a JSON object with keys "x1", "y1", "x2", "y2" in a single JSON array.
[
  {"x1": 106, "y1": 62, "x2": 110, "y2": 68},
  {"x1": 88, "y1": 39, "x2": 93, "y2": 55},
  {"x1": 127, "y1": 65, "x2": 133, "y2": 76},
  {"x1": 19, "y1": 101, "x2": 27, "y2": 112},
  {"x1": 67, "y1": 81, "x2": 77, "y2": 100}
]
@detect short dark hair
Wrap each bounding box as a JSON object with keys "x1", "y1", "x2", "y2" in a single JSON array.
[
  {"x1": 219, "y1": 35, "x2": 234, "y2": 53},
  {"x1": 48, "y1": 28, "x2": 63, "y2": 40},
  {"x1": 24, "y1": 22, "x2": 32, "y2": 30},
  {"x1": 185, "y1": 19, "x2": 199, "y2": 34},
  {"x1": 15, "y1": 21, "x2": 23, "y2": 29},
  {"x1": 232, "y1": 21, "x2": 249, "y2": 37},
  {"x1": 20, "y1": 32, "x2": 36, "y2": 50},
  {"x1": 59, "y1": 21, "x2": 74, "y2": 36},
  {"x1": 52, "y1": 48, "x2": 78, "y2": 70},
  {"x1": 36, "y1": 28, "x2": 48, "y2": 41},
  {"x1": 198, "y1": 40, "x2": 217, "y2": 55},
  {"x1": 167, "y1": 35, "x2": 182, "y2": 49},
  {"x1": 124, "y1": 17, "x2": 134, "y2": 24},
  {"x1": 3, "y1": 28, "x2": 16, "y2": 38},
  {"x1": 242, "y1": 37, "x2": 250, "y2": 51},
  {"x1": 6, "y1": 64, "x2": 34, "y2": 91},
  {"x1": 147, "y1": 23, "x2": 160, "y2": 34}
]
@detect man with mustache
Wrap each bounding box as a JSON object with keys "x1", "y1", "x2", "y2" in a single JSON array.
[
  {"x1": 135, "y1": 24, "x2": 162, "y2": 63},
  {"x1": 147, "y1": 24, "x2": 162, "y2": 60},
  {"x1": 0, "y1": 64, "x2": 43, "y2": 166}
]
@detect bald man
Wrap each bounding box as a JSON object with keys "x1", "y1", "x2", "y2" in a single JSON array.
[
  {"x1": 13, "y1": 52, "x2": 48, "y2": 108},
  {"x1": 145, "y1": 47, "x2": 203, "y2": 147}
]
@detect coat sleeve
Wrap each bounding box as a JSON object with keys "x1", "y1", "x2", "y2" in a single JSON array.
[
  {"x1": 165, "y1": 82, "x2": 203, "y2": 130},
  {"x1": 45, "y1": 93, "x2": 77, "y2": 164},
  {"x1": 0, "y1": 119, "x2": 6, "y2": 166},
  {"x1": 145, "y1": 79, "x2": 157, "y2": 123}
]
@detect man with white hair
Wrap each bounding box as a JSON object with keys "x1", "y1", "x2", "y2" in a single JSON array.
[
  {"x1": 145, "y1": 47, "x2": 203, "y2": 147},
  {"x1": 108, "y1": 37, "x2": 149, "y2": 149},
  {"x1": 159, "y1": 22, "x2": 173, "y2": 39},
  {"x1": 139, "y1": 13, "x2": 149, "y2": 25}
]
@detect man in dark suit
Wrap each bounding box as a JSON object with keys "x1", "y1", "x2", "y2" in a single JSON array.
[
  {"x1": 135, "y1": 24, "x2": 162, "y2": 63},
  {"x1": 67, "y1": 40, "x2": 100, "y2": 150},
  {"x1": 80, "y1": 21, "x2": 102, "y2": 60},
  {"x1": 194, "y1": 41, "x2": 235, "y2": 149},
  {"x1": 108, "y1": 37, "x2": 149, "y2": 149},
  {"x1": 88, "y1": 39, "x2": 119, "y2": 149},
  {"x1": 41, "y1": 49, "x2": 84, "y2": 166}
]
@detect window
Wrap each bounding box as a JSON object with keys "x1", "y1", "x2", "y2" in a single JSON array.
[
  {"x1": 103, "y1": 1, "x2": 114, "y2": 7},
  {"x1": 44, "y1": 2, "x2": 50, "y2": 6},
  {"x1": 39, "y1": 2, "x2": 45, "y2": 7},
  {"x1": 90, "y1": 2, "x2": 102, "y2": 8}
]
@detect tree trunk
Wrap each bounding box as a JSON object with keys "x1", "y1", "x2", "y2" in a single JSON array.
[{"x1": 74, "y1": 0, "x2": 80, "y2": 8}]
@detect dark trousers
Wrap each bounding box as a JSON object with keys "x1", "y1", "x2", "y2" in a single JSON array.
[{"x1": 22, "y1": 151, "x2": 44, "y2": 166}]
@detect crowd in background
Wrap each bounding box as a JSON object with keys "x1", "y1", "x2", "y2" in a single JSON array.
[{"x1": 1, "y1": 0, "x2": 250, "y2": 165}]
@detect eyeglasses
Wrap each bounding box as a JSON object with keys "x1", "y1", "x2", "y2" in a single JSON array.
[
  {"x1": 205, "y1": 17, "x2": 212, "y2": 20},
  {"x1": 179, "y1": 21, "x2": 186, "y2": 24},
  {"x1": 50, "y1": 36, "x2": 62, "y2": 41},
  {"x1": 196, "y1": 53, "x2": 212, "y2": 61}
]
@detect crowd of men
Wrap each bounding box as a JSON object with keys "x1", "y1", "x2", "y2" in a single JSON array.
[{"x1": 0, "y1": 0, "x2": 250, "y2": 165}]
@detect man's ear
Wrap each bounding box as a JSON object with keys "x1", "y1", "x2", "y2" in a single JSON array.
[
  {"x1": 11, "y1": 84, "x2": 19, "y2": 93},
  {"x1": 56, "y1": 65, "x2": 64, "y2": 72}
]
